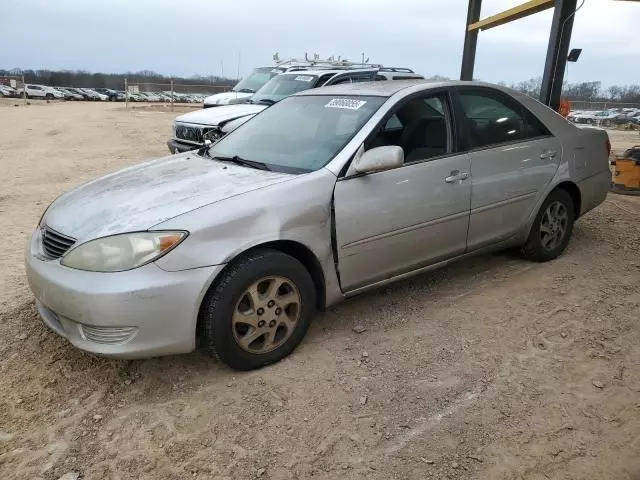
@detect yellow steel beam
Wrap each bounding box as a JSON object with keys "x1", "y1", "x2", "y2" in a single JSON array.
[{"x1": 468, "y1": 0, "x2": 554, "y2": 31}]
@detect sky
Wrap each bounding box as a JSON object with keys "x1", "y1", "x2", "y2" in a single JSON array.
[{"x1": 1, "y1": 0, "x2": 639, "y2": 87}]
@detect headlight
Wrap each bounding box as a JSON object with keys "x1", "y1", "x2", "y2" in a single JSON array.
[{"x1": 61, "y1": 231, "x2": 187, "y2": 272}]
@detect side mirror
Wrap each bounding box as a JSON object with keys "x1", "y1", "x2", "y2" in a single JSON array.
[{"x1": 349, "y1": 145, "x2": 404, "y2": 175}]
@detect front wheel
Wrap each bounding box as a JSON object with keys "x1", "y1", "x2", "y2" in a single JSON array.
[
  {"x1": 200, "y1": 249, "x2": 317, "y2": 370},
  {"x1": 521, "y1": 189, "x2": 575, "y2": 262}
]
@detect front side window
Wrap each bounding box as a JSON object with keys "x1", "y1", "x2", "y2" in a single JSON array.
[
  {"x1": 210, "y1": 95, "x2": 386, "y2": 173},
  {"x1": 366, "y1": 95, "x2": 451, "y2": 163},
  {"x1": 459, "y1": 91, "x2": 549, "y2": 149}
]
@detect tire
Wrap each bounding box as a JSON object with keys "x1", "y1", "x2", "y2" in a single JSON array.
[
  {"x1": 200, "y1": 249, "x2": 317, "y2": 370},
  {"x1": 521, "y1": 188, "x2": 575, "y2": 262},
  {"x1": 45, "y1": 93, "x2": 53, "y2": 100}
]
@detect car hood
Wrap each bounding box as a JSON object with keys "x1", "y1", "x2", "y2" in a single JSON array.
[
  {"x1": 43, "y1": 152, "x2": 293, "y2": 242},
  {"x1": 203, "y1": 91, "x2": 253, "y2": 105},
  {"x1": 175, "y1": 104, "x2": 266, "y2": 126}
]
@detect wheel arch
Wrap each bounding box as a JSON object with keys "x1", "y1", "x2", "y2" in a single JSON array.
[
  {"x1": 554, "y1": 180, "x2": 582, "y2": 219},
  {"x1": 196, "y1": 240, "x2": 327, "y2": 340}
]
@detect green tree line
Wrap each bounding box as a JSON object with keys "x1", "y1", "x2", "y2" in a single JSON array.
[
  {"x1": 0, "y1": 68, "x2": 236, "y2": 90},
  {"x1": 503, "y1": 78, "x2": 640, "y2": 103}
]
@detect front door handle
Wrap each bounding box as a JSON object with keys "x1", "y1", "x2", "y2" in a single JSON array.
[
  {"x1": 540, "y1": 150, "x2": 557, "y2": 160},
  {"x1": 445, "y1": 170, "x2": 469, "y2": 184}
]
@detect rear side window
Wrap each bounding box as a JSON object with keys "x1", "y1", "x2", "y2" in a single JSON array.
[
  {"x1": 459, "y1": 91, "x2": 550, "y2": 149},
  {"x1": 329, "y1": 73, "x2": 375, "y2": 85}
]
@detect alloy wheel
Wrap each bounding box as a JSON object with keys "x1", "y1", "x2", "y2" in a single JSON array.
[
  {"x1": 540, "y1": 200, "x2": 568, "y2": 251},
  {"x1": 232, "y1": 276, "x2": 301, "y2": 354}
]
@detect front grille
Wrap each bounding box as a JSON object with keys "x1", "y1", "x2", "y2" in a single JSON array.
[
  {"x1": 81, "y1": 325, "x2": 137, "y2": 345},
  {"x1": 175, "y1": 123, "x2": 205, "y2": 144},
  {"x1": 41, "y1": 225, "x2": 76, "y2": 259}
]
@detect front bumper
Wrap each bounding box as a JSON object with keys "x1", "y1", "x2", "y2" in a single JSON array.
[
  {"x1": 167, "y1": 139, "x2": 200, "y2": 154},
  {"x1": 25, "y1": 231, "x2": 224, "y2": 359}
]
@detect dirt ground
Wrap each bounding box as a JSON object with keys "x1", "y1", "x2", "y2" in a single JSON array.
[{"x1": 0, "y1": 102, "x2": 639, "y2": 480}]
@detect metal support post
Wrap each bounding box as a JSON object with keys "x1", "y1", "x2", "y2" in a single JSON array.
[
  {"x1": 460, "y1": 0, "x2": 482, "y2": 81},
  {"x1": 539, "y1": 0, "x2": 577, "y2": 110},
  {"x1": 170, "y1": 79, "x2": 174, "y2": 111},
  {"x1": 125, "y1": 78, "x2": 128, "y2": 109}
]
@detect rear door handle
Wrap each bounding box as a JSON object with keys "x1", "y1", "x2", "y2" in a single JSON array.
[
  {"x1": 540, "y1": 150, "x2": 557, "y2": 159},
  {"x1": 445, "y1": 170, "x2": 469, "y2": 184}
]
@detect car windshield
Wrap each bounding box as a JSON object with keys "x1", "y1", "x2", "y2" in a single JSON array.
[
  {"x1": 232, "y1": 67, "x2": 278, "y2": 93},
  {"x1": 208, "y1": 95, "x2": 386, "y2": 173},
  {"x1": 250, "y1": 74, "x2": 319, "y2": 105}
]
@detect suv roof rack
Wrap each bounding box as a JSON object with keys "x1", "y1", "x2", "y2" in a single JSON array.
[
  {"x1": 378, "y1": 67, "x2": 415, "y2": 73},
  {"x1": 273, "y1": 53, "x2": 383, "y2": 70}
]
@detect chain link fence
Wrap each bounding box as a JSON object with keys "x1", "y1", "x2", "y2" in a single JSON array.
[
  {"x1": 569, "y1": 100, "x2": 640, "y2": 111},
  {"x1": 568, "y1": 100, "x2": 640, "y2": 130},
  {"x1": 124, "y1": 81, "x2": 232, "y2": 110}
]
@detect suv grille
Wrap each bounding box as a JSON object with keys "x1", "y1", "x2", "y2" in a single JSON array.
[
  {"x1": 175, "y1": 123, "x2": 205, "y2": 144},
  {"x1": 41, "y1": 226, "x2": 76, "y2": 259}
]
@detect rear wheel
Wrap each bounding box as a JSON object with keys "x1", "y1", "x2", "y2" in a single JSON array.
[
  {"x1": 521, "y1": 189, "x2": 575, "y2": 262},
  {"x1": 200, "y1": 249, "x2": 316, "y2": 370}
]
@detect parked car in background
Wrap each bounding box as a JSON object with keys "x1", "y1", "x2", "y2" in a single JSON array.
[
  {"x1": 146, "y1": 92, "x2": 163, "y2": 102},
  {"x1": 77, "y1": 88, "x2": 107, "y2": 101},
  {"x1": 203, "y1": 67, "x2": 281, "y2": 108},
  {"x1": 62, "y1": 87, "x2": 90, "y2": 100},
  {"x1": 0, "y1": 85, "x2": 18, "y2": 97},
  {"x1": 169, "y1": 67, "x2": 424, "y2": 153},
  {"x1": 53, "y1": 87, "x2": 83, "y2": 100},
  {"x1": 18, "y1": 84, "x2": 64, "y2": 99},
  {"x1": 94, "y1": 88, "x2": 124, "y2": 101},
  {"x1": 26, "y1": 80, "x2": 611, "y2": 370}
]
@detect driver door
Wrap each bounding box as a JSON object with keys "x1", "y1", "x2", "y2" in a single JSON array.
[{"x1": 333, "y1": 92, "x2": 472, "y2": 292}]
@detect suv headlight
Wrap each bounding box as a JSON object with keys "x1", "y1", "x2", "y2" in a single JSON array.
[{"x1": 61, "y1": 231, "x2": 187, "y2": 272}]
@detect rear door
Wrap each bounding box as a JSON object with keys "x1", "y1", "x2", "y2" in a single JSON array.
[
  {"x1": 28, "y1": 85, "x2": 44, "y2": 97},
  {"x1": 333, "y1": 90, "x2": 472, "y2": 291},
  {"x1": 454, "y1": 87, "x2": 561, "y2": 250}
]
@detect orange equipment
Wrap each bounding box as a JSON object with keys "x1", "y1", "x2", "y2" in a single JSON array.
[
  {"x1": 558, "y1": 99, "x2": 571, "y2": 118},
  {"x1": 611, "y1": 145, "x2": 640, "y2": 195}
]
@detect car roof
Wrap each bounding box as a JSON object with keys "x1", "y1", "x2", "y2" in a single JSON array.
[{"x1": 292, "y1": 79, "x2": 514, "y2": 97}]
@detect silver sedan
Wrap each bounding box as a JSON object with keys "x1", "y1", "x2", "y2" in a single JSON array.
[{"x1": 26, "y1": 80, "x2": 611, "y2": 370}]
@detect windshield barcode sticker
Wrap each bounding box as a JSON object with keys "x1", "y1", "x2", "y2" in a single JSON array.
[
  {"x1": 295, "y1": 76, "x2": 314, "y2": 82},
  {"x1": 325, "y1": 98, "x2": 367, "y2": 110}
]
